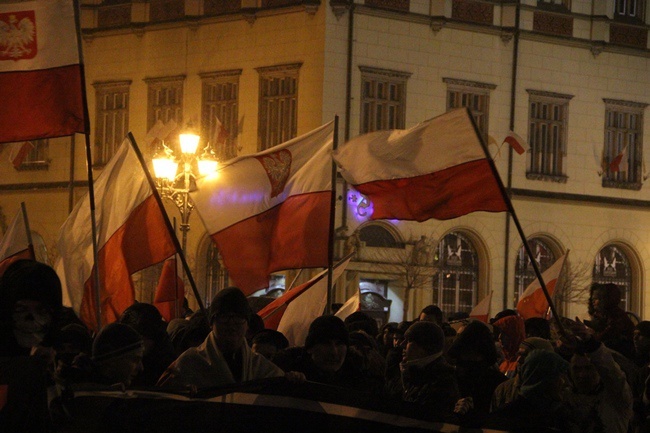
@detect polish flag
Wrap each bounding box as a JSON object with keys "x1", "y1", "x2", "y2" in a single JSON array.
[
  {"x1": 258, "y1": 256, "x2": 351, "y2": 347},
  {"x1": 469, "y1": 291, "x2": 492, "y2": 323},
  {"x1": 609, "y1": 145, "x2": 629, "y2": 173},
  {"x1": 9, "y1": 141, "x2": 35, "y2": 168},
  {"x1": 0, "y1": 0, "x2": 86, "y2": 144},
  {"x1": 55, "y1": 137, "x2": 177, "y2": 330},
  {"x1": 503, "y1": 132, "x2": 528, "y2": 155},
  {"x1": 333, "y1": 109, "x2": 508, "y2": 222},
  {"x1": 334, "y1": 290, "x2": 361, "y2": 321},
  {"x1": 517, "y1": 252, "x2": 568, "y2": 320},
  {"x1": 154, "y1": 256, "x2": 185, "y2": 322},
  {"x1": 0, "y1": 206, "x2": 34, "y2": 277},
  {"x1": 144, "y1": 119, "x2": 179, "y2": 151},
  {"x1": 192, "y1": 122, "x2": 334, "y2": 295}
]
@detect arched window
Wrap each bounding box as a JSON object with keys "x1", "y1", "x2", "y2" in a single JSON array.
[
  {"x1": 432, "y1": 232, "x2": 479, "y2": 315},
  {"x1": 358, "y1": 223, "x2": 401, "y2": 248},
  {"x1": 204, "y1": 242, "x2": 229, "y2": 306},
  {"x1": 514, "y1": 237, "x2": 558, "y2": 300},
  {"x1": 593, "y1": 244, "x2": 633, "y2": 311}
]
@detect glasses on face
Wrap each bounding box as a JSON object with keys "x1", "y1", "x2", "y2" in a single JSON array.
[{"x1": 215, "y1": 314, "x2": 247, "y2": 325}]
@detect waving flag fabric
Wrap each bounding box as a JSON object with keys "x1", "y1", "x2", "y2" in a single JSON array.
[
  {"x1": 154, "y1": 256, "x2": 185, "y2": 322},
  {"x1": 609, "y1": 145, "x2": 629, "y2": 173},
  {"x1": 469, "y1": 291, "x2": 492, "y2": 323},
  {"x1": 192, "y1": 122, "x2": 334, "y2": 295},
  {"x1": 333, "y1": 109, "x2": 508, "y2": 222},
  {"x1": 0, "y1": 0, "x2": 85, "y2": 143},
  {"x1": 503, "y1": 131, "x2": 528, "y2": 155},
  {"x1": 55, "y1": 137, "x2": 176, "y2": 330},
  {"x1": 0, "y1": 206, "x2": 33, "y2": 277},
  {"x1": 517, "y1": 252, "x2": 568, "y2": 320}
]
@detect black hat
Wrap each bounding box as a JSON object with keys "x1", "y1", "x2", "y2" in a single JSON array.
[
  {"x1": 403, "y1": 321, "x2": 445, "y2": 355},
  {"x1": 0, "y1": 259, "x2": 62, "y2": 314},
  {"x1": 92, "y1": 323, "x2": 143, "y2": 363},
  {"x1": 208, "y1": 287, "x2": 251, "y2": 324},
  {"x1": 305, "y1": 315, "x2": 349, "y2": 349}
]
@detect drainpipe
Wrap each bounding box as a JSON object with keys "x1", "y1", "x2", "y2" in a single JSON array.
[{"x1": 341, "y1": 1, "x2": 356, "y2": 233}]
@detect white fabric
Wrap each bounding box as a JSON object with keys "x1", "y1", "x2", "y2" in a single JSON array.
[{"x1": 0, "y1": 207, "x2": 29, "y2": 260}]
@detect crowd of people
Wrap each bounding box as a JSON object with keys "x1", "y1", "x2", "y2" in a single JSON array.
[{"x1": 2, "y1": 259, "x2": 650, "y2": 432}]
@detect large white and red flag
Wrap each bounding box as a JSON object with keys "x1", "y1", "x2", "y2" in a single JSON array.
[
  {"x1": 334, "y1": 290, "x2": 361, "y2": 321},
  {"x1": 55, "y1": 137, "x2": 177, "y2": 330},
  {"x1": 154, "y1": 256, "x2": 185, "y2": 322},
  {"x1": 469, "y1": 291, "x2": 492, "y2": 323},
  {"x1": 0, "y1": 0, "x2": 86, "y2": 144},
  {"x1": 517, "y1": 251, "x2": 569, "y2": 320},
  {"x1": 0, "y1": 206, "x2": 34, "y2": 277},
  {"x1": 333, "y1": 109, "x2": 508, "y2": 221},
  {"x1": 192, "y1": 122, "x2": 334, "y2": 295},
  {"x1": 258, "y1": 256, "x2": 351, "y2": 347}
]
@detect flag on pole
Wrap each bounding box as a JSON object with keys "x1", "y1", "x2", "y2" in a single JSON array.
[
  {"x1": 154, "y1": 256, "x2": 185, "y2": 322},
  {"x1": 469, "y1": 291, "x2": 492, "y2": 323},
  {"x1": 333, "y1": 109, "x2": 508, "y2": 222},
  {"x1": 144, "y1": 119, "x2": 179, "y2": 150},
  {"x1": 0, "y1": 206, "x2": 33, "y2": 277},
  {"x1": 517, "y1": 252, "x2": 569, "y2": 320},
  {"x1": 55, "y1": 137, "x2": 177, "y2": 330},
  {"x1": 0, "y1": 0, "x2": 86, "y2": 144},
  {"x1": 8, "y1": 141, "x2": 35, "y2": 168},
  {"x1": 191, "y1": 122, "x2": 334, "y2": 295},
  {"x1": 334, "y1": 290, "x2": 361, "y2": 321},
  {"x1": 258, "y1": 256, "x2": 351, "y2": 347},
  {"x1": 609, "y1": 145, "x2": 629, "y2": 173},
  {"x1": 503, "y1": 132, "x2": 528, "y2": 155}
]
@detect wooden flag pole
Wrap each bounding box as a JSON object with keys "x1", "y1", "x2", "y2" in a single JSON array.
[
  {"x1": 326, "y1": 116, "x2": 339, "y2": 315},
  {"x1": 466, "y1": 108, "x2": 567, "y2": 336},
  {"x1": 127, "y1": 133, "x2": 208, "y2": 322}
]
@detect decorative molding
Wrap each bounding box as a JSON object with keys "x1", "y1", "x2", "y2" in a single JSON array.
[
  {"x1": 602, "y1": 179, "x2": 643, "y2": 191},
  {"x1": 533, "y1": 11, "x2": 573, "y2": 37},
  {"x1": 603, "y1": 99, "x2": 649, "y2": 109},
  {"x1": 330, "y1": 0, "x2": 350, "y2": 19},
  {"x1": 451, "y1": 0, "x2": 493, "y2": 26},
  {"x1": 143, "y1": 75, "x2": 186, "y2": 85},
  {"x1": 526, "y1": 89, "x2": 574, "y2": 101},
  {"x1": 500, "y1": 30, "x2": 514, "y2": 43},
  {"x1": 242, "y1": 8, "x2": 257, "y2": 25},
  {"x1": 590, "y1": 42, "x2": 605, "y2": 57},
  {"x1": 364, "y1": 0, "x2": 409, "y2": 12},
  {"x1": 442, "y1": 77, "x2": 497, "y2": 90},
  {"x1": 610, "y1": 23, "x2": 648, "y2": 49},
  {"x1": 359, "y1": 65, "x2": 412, "y2": 79},
  {"x1": 199, "y1": 69, "x2": 244, "y2": 80},
  {"x1": 430, "y1": 18, "x2": 446, "y2": 33},
  {"x1": 525, "y1": 172, "x2": 569, "y2": 183},
  {"x1": 92, "y1": 79, "x2": 133, "y2": 89},
  {"x1": 97, "y1": 4, "x2": 131, "y2": 29},
  {"x1": 256, "y1": 62, "x2": 303, "y2": 74},
  {"x1": 304, "y1": 2, "x2": 320, "y2": 15}
]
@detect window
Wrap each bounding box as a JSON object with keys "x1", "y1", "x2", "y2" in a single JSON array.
[
  {"x1": 13, "y1": 139, "x2": 48, "y2": 170},
  {"x1": 145, "y1": 76, "x2": 184, "y2": 133},
  {"x1": 514, "y1": 238, "x2": 558, "y2": 300},
  {"x1": 444, "y1": 78, "x2": 495, "y2": 141},
  {"x1": 358, "y1": 224, "x2": 402, "y2": 248},
  {"x1": 526, "y1": 90, "x2": 573, "y2": 182},
  {"x1": 615, "y1": 0, "x2": 645, "y2": 20},
  {"x1": 93, "y1": 80, "x2": 130, "y2": 166},
  {"x1": 602, "y1": 99, "x2": 646, "y2": 190},
  {"x1": 432, "y1": 232, "x2": 478, "y2": 315},
  {"x1": 257, "y1": 63, "x2": 301, "y2": 151},
  {"x1": 593, "y1": 244, "x2": 633, "y2": 312},
  {"x1": 201, "y1": 70, "x2": 241, "y2": 161},
  {"x1": 359, "y1": 67, "x2": 410, "y2": 134}
]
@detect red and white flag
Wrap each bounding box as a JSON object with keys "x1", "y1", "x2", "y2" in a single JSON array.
[
  {"x1": 192, "y1": 122, "x2": 334, "y2": 295},
  {"x1": 609, "y1": 145, "x2": 629, "y2": 173},
  {"x1": 0, "y1": 206, "x2": 33, "y2": 277},
  {"x1": 154, "y1": 256, "x2": 185, "y2": 322},
  {"x1": 144, "y1": 119, "x2": 179, "y2": 150},
  {"x1": 503, "y1": 132, "x2": 528, "y2": 155},
  {"x1": 0, "y1": 0, "x2": 86, "y2": 144},
  {"x1": 55, "y1": 137, "x2": 177, "y2": 330},
  {"x1": 333, "y1": 109, "x2": 508, "y2": 221},
  {"x1": 8, "y1": 141, "x2": 34, "y2": 168},
  {"x1": 334, "y1": 290, "x2": 361, "y2": 321},
  {"x1": 517, "y1": 252, "x2": 568, "y2": 320},
  {"x1": 258, "y1": 256, "x2": 351, "y2": 347},
  {"x1": 469, "y1": 291, "x2": 492, "y2": 323},
  {"x1": 211, "y1": 116, "x2": 230, "y2": 147}
]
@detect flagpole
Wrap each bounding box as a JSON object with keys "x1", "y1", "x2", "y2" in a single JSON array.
[
  {"x1": 72, "y1": 0, "x2": 103, "y2": 331},
  {"x1": 127, "y1": 133, "x2": 208, "y2": 321},
  {"x1": 326, "y1": 116, "x2": 339, "y2": 315},
  {"x1": 466, "y1": 108, "x2": 567, "y2": 336},
  {"x1": 19, "y1": 202, "x2": 36, "y2": 260}
]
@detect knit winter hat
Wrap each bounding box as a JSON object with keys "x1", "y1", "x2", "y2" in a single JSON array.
[
  {"x1": 403, "y1": 321, "x2": 445, "y2": 355},
  {"x1": 520, "y1": 336, "x2": 554, "y2": 353},
  {"x1": 92, "y1": 323, "x2": 143, "y2": 363},
  {"x1": 305, "y1": 315, "x2": 349, "y2": 349},
  {"x1": 0, "y1": 259, "x2": 62, "y2": 314},
  {"x1": 208, "y1": 287, "x2": 251, "y2": 324},
  {"x1": 447, "y1": 320, "x2": 498, "y2": 364}
]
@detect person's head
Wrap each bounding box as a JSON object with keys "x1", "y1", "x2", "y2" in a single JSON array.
[
  {"x1": 92, "y1": 323, "x2": 144, "y2": 386},
  {"x1": 634, "y1": 321, "x2": 650, "y2": 360},
  {"x1": 588, "y1": 283, "x2": 622, "y2": 315},
  {"x1": 119, "y1": 302, "x2": 167, "y2": 354},
  {"x1": 305, "y1": 315, "x2": 349, "y2": 373},
  {"x1": 520, "y1": 349, "x2": 569, "y2": 402},
  {"x1": 251, "y1": 329, "x2": 289, "y2": 360},
  {"x1": 380, "y1": 322, "x2": 398, "y2": 348},
  {"x1": 493, "y1": 314, "x2": 526, "y2": 359},
  {"x1": 447, "y1": 320, "x2": 497, "y2": 368},
  {"x1": 344, "y1": 311, "x2": 378, "y2": 338},
  {"x1": 516, "y1": 337, "x2": 554, "y2": 375},
  {"x1": 246, "y1": 313, "x2": 265, "y2": 342},
  {"x1": 209, "y1": 287, "x2": 251, "y2": 353},
  {"x1": 418, "y1": 305, "x2": 443, "y2": 325},
  {"x1": 402, "y1": 321, "x2": 445, "y2": 363},
  {"x1": 570, "y1": 352, "x2": 601, "y2": 394},
  {"x1": 524, "y1": 317, "x2": 551, "y2": 340},
  {"x1": 0, "y1": 260, "x2": 62, "y2": 349}
]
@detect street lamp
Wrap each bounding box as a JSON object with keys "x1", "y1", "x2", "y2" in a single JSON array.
[{"x1": 152, "y1": 126, "x2": 219, "y2": 254}]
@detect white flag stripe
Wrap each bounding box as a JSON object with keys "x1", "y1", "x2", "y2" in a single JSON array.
[{"x1": 0, "y1": 208, "x2": 29, "y2": 261}]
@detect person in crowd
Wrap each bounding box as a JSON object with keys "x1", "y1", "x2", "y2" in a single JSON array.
[
  {"x1": 446, "y1": 320, "x2": 506, "y2": 426},
  {"x1": 419, "y1": 304, "x2": 456, "y2": 338},
  {"x1": 246, "y1": 313, "x2": 265, "y2": 344},
  {"x1": 377, "y1": 322, "x2": 398, "y2": 357},
  {"x1": 524, "y1": 317, "x2": 551, "y2": 340},
  {"x1": 584, "y1": 282, "x2": 635, "y2": 359},
  {"x1": 0, "y1": 260, "x2": 63, "y2": 433},
  {"x1": 492, "y1": 312, "x2": 526, "y2": 378},
  {"x1": 119, "y1": 302, "x2": 177, "y2": 386},
  {"x1": 344, "y1": 311, "x2": 378, "y2": 338},
  {"x1": 485, "y1": 349, "x2": 571, "y2": 433},
  {"x1": 250, "y1": 329, "x2": 289, "y2": 360},
  {"x1": 348, "y1": 330, "x2": 386, "y2": 393},
  {"x1": 157, "y1": 287, "x2": 285, "y2": 389},
  {"x1": 634, "y1": 321, "x2": 650, "y2": 368},
  {"x1": 167, "y1": 310, "x2": 211, "y2": 355},
  {"x1": 88, "y1": 323, "x2": 145, "y2": 388},
  {"x1": 394, "y1": 321, "x2": 460, "y2": 420},
  {"x1": 384, "y1": 320, "x2": 412, "y2": 385},
  {"x1": 491, "y1": 336, "x2": 555, "y2": 411}
]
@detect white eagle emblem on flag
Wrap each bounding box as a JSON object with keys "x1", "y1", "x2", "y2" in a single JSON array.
[
  {"x1": 0, "y1": 11, "x2": 36, "y2": 61},
  {"x1": 256, "y1": 149, "x2": 292, "y2": 199}
]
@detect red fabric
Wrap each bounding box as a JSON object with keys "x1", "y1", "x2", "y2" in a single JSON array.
[
  {"x1": 257, "y1": 276, "x2": 322, "y2": 330},
  {"x1": 0, "y1": 249, "x2": 33, "y2": 278},
  {"x1": 79, "y1": 196, "x2": 176, "y2": 330},
  {"x1": 11, "y1": 142, "x2": 34, "y2": 168},
  {"x1": 154, "y1": 257, "x2": 185, "y2": 321},
  {"x1": 0, "y1": 65, "x2": 85, "y2": 143},
  {"x1": 212, "y1": 191, "x2": 331, "y2": 295},
  {"x1": 504, "y1": 135, "x2": 525, "y2": 155},
  {"x1": 517, "y1": 278, "x2": 557, "y2": 320},
  {"x1": 0, "y1": 384, "x2": 7, "y2": 411},
  {"x1": 354, "y1": 159, "x2": 508, "y2": 222}
]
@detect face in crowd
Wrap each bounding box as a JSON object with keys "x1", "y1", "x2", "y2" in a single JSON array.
[
  {"x1": 213, "y1": 312, "x2": 249, "y2": 354},
  {"x1": 308, "y1": 338, "x2": 347, "y2": 373},
  {"x1": 12, "y1": 298, "x2": 53, "y2": 348}
]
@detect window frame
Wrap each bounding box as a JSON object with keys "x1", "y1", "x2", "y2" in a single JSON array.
[
  {"x1": 93, "y1": 80, "x2": 131, "y2": 167},
  {"x1": 144, "y1": 75, "x2": 185, "y2": 133},
  {"x1": 443, "y1": 78, "x2": 496, "y2": 142},
  {"x1": 200, "y1": 69, "x2": 242, "y2": 161},
  {"x1": 592, "y1": 244, "x2": 634, "y2": 312},
  {"x1": 359, "y1": 66, "x2": 411, "y2": 134}
]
